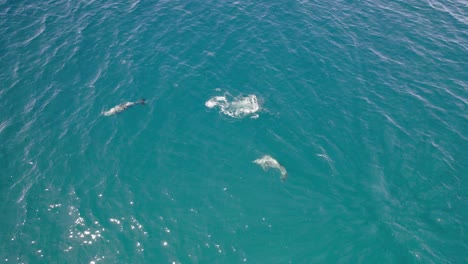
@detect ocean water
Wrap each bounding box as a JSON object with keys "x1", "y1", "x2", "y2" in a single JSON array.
[{"x1": 0, "y1": 0, "x2": 467, "y2": 263}]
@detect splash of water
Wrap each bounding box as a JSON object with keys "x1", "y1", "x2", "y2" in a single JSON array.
[{"x1": 205, "y1": 93, "x2": 260, "y2": 119}]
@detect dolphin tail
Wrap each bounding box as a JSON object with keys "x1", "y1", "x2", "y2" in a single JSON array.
[{"x1": 137, "y1": 98, "x2": 146, "y2": 105}]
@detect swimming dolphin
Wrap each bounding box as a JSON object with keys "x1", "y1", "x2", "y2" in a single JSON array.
[
  {"x1": 253, "y1": 155, "x2": 288, "y2": 181},
  {"x1": 102, "y1": 99, "x2": 146, "y2": 116}
]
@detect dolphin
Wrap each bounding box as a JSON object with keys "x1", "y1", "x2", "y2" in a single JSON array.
[
  {"x1": 253, "y1": 155, "x2": 288, "y2": 181},
  {"x1": 102, "y1": 99, "x2": 146, "y2": 116}
]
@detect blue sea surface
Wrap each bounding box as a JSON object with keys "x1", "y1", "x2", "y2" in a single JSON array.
[{"x1": 0, "y1": 0, "x2": 467, "y2": 263}]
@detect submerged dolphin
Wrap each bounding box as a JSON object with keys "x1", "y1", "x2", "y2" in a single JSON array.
[{"x1": 102, "y1": 99, "x2": 146, "y2": 116}]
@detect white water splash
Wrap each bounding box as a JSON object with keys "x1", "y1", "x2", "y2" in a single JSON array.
[
  {"x1": 205, "y1": 93, "x2": 260, "y2": 119},
  {"x1": 253, "y1": 155, "x2": 288, "y2": 180}
]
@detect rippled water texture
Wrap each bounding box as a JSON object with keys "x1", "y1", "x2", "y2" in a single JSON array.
[{"x1": 0, "y1": 0, "x2": 467, "y2": 263}]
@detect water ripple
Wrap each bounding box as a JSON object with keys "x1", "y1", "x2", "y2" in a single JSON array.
[{"x1": 1, "y1": 0, "x2": 466, "y2": 262}]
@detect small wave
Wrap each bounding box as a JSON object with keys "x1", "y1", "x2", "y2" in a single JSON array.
[
  {"x1": 0, "y1": 119, "x2": 12, "y2": 134},
  {"x1": 253, "y1": 155, "x2": 287, "y2": 180},
  {"x1": 205, "y1": 93, "x2": 260, "y2": 119},
  {"x1": 427, "y1": 0, "x2": 468, "y2": 25},
  {"x1": 128, "y1": 0, "x2": 140, "y2": 13},
  {"x1": 21, "y1": 15, "x2": 47, "y2": 46}
]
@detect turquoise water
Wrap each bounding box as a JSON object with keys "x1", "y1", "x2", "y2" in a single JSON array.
[{"x1": 1, "y1": 0, "x2": 467, "y2": 263}]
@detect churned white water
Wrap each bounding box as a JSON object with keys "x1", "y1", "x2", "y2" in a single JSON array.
[{"x1": 205, "y1": 93, "x2": 260, "y2": 119}]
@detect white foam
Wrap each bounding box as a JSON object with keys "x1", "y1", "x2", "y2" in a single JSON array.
[
  {"x1": 205, "y1": 96, "x2": 227, "y2": 108},
  {"x1": 205, "y1": 94, "x2": 260, "y2": 118},
  {"x1": 253, "y1": 155, "x2": 288, "y2": 180}
]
